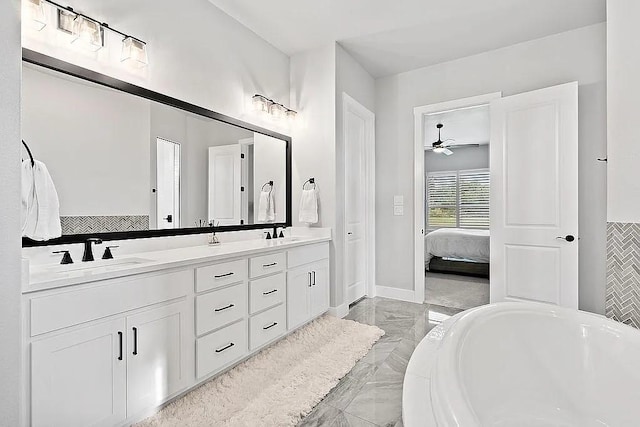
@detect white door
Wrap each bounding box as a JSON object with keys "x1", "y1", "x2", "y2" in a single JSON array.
[
  {"x1": 310, "y1": 260, "x2": 330, "y2": 317},
  {"x1": 343, "y1": 94, "x2": 375, "y2": 305},
  {"x1": 31, "y1": 318, "x2": 126, "y2": 427},
  {"x1": 286, "y1": 266, "x2": 311, "y2": 330},
  {"x1": 126, "y1": 301, "x2": 189, "y2": 417},
  {"x1": 208, "y1": 144, "x2": 242, "y2": 225},
  {"x1": 156, "y1": 138, "x2": 181, "y2": 229},
  {"x1": 490, "y1": 82, "x2": 579, "y2": 308}
]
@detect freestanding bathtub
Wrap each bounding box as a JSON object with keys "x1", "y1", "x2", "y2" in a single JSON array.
[{"x1": 403, "y1": 302, "x2": 640, "y2": 426}]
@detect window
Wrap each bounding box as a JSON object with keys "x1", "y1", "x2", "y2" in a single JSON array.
[{"x1": 427, "y1": 169, "x2": 489, "y2": 229}]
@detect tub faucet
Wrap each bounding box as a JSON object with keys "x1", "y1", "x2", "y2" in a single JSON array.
[{"x1": 82, "y1": 238, "x2": 103, "y2": 262}]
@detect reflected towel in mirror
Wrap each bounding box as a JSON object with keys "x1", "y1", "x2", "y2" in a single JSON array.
[
  {"x1": 258, "y1": 189, "x2": 275, "y2": 222},
  {"x1": 21, "y1": 159, "x2": 62, "y2": 241}
]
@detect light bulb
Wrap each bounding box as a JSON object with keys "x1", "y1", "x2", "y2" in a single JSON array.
[
  {"x1": 121, "y1": 36, "x2": 148, "y2": 68},
  {"x1": 433, "y1": 147, "x2": 445, "y2": 154},
  {"x1": 23, "y1": 0, "x2": 46, "y2": 31}
]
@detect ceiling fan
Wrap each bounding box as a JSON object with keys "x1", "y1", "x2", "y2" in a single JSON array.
[{"x1": 426, "y1": 123, "x2": 480, "y2": 156}]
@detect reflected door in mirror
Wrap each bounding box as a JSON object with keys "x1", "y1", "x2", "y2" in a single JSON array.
[
  {"x1": 156, "y1": 138, "x2": 181, "y2": 229},
  {"x1": 208, "y1": 145, "x2": 242, "y2": 225}
]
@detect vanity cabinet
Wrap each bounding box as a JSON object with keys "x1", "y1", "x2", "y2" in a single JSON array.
[
  {"x1": 31, "y1": 318, "x2": 127, "y2": 427},
  {"x1": 287, "y1": 244, "x2": 330, "y2": 330}
]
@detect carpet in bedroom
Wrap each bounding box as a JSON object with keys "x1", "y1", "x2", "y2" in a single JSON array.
[{"x1": 425, "y1": 272, "x2": 489, "y2": 310}]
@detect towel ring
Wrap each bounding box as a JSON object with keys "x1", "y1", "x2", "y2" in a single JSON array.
[
  {"x1": 302, "y1": 178, "x2": 316, "y2": 190},
  {"x1": 22, "y1": 140, "x2": 35, "y2": 167},
  {"x1": 262, "y1": 180, "x2": 274, "y2": 191}
]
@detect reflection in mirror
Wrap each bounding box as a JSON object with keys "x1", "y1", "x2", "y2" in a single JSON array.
[{"x1": 21, "y1": 62, "x2": 287, "y2": 237}]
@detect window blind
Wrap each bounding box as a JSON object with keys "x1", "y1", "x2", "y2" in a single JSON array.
[{"x1": 427, "y1": 169, "x2": 490, "y2": 229}]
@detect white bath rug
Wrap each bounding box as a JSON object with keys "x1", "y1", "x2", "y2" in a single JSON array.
[{"x1": 136, "y1": 315, "x2": 384, "y2": 427}]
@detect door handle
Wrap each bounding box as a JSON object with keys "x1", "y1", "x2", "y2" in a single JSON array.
[
  {"x1": 132, "y1": 327, "x2": 138, "y2": 355},
  {"x1": 308, "y1": 272, "x2": 312, "y2": 287},
  {"x1": 263, "y1": 322, "x2": 278, "y2": 330},
  {"x1": 214, "y1": 303, "x2": 235, "y2": 312},
  {"x1": 313, "y1": 271, "x2": 316, "y2": 286},
  {"x1": 347, "y1": 232, "x2": 353, "y2": 235},
  {"x1": 556, "y1": 235, "x2": 576, "y2": 242},
  {"x1": 163, "y1": 214, "x2": 173, "y2": 223},
  {"x1": 117, "y1": 331, "x2": 123, "y2": 361},
  {"x1": 215, "y1": 342, "x2": 235, "y2": 353}
]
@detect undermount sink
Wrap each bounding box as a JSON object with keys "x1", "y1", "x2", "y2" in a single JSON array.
[{"x1": 37, "y1": 257, "x2": 153, "y2": 274}]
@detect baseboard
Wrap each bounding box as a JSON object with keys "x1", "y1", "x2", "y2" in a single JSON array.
[
  {"x1": 328, "y1": 303, "x2": 349, "y2": 318},
  {"x1": 375, "y1": 286, "x2": 416, "y2": 303}
]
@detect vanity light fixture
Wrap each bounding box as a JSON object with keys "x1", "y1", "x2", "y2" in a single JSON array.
[
  {"x1": 38, "y1": 0, "x2": 148, "y2": 66},
  {"x1": 252, "y1": 94, "x2": 297, "y2": 120},
  {"x1": 23, "y1": 0, "x2": 47, "y2": 31}
]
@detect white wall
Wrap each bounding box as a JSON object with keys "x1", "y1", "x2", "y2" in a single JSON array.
[
  {"x1": 607, "y1": 0, "x2": 640, "y2": 223},
  {"x1": 376, "y1": 24, "x2": 607, "y2": 314},
  {"x1": 335, "y1": 44, "x2": 376, "y2": 307},
  {"x1": 22, "y1": 0, "x2": 290, "y2": 133},
  {"x1": 425, "y1": 145, "x2": 489, "y2": 174},
  {"x1": 253, "y1": 133, "x2": 287, "y2": 224},
  {"x1": 290, "y1": 44, "x2": 337, "y2": 303},
  {"x1": 1, "y1": 1, "x2": 22, "y2": 424},
  {"x1": 22, "y1": 65, "x2": 151, "y2": 216}
]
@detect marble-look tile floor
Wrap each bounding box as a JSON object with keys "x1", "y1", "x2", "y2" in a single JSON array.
[{"x1": 298, "y1": 297, "x2": 463, "y2": 427}]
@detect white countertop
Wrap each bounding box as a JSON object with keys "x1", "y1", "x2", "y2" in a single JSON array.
[{"x1": 26, "y1": 235, "x2": 330, "y2": 293}]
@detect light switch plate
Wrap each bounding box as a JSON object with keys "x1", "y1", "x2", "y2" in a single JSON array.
[
  {"x1": 394, "y1": 205, "x2": 404, "y2": 216},
  {"x1": 394, "y1": 195, "x2": 404, "y2": 206}
]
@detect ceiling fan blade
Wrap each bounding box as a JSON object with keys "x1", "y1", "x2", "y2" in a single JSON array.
[
  {"x1": 449, "y1": 143, "x2": 480, "y2": 148},
  {"x1": 443, "y1": 148, "x2": 454, "y2": 156}
]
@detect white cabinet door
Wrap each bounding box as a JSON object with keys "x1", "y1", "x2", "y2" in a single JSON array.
[
  {"x1": 126, "y1": 301, "x2": 189, "y2": 417},
  {"x1": 310, "y1": 260, "x2": 330, "y2": 318},
  {"x1": 287, "y1": 266, "x2": 312, "y2": 330},
  {"x1": 490, "y1": 82, "x2": 579, "y2": 308},
  {"x1": 31, "y1": 318, "x2": 126, "y2": 427}
]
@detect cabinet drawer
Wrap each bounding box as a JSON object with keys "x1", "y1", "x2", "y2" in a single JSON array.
[
  {"x1": 196, "y1": 259, "x2": 247, "y2": 293},
  {"x1": 196, "y1": 320, "x2": 247, "y2": 379},
  {"x1": 249, "y1": 252, "x2": 286, "y2": 279},
  {"x1": 196, "y1": 283, "x2": 247, "y2": 336},
  {"x1": 249, "y1": 304, "x2": 286, "y2": 351},
  {"x1": 249, "y1": 273, "x2": 285, "y2": 315},
  {"x1": 288, "y1": 243, "x2": 330, "y2": 269},
  {"x1": 30, "y1": 270, "x2": 192, "y2": 336}
]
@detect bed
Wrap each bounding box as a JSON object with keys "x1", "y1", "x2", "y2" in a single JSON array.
[{"x1": 425, "y1": 228, "x2": 490, "y2": 278}]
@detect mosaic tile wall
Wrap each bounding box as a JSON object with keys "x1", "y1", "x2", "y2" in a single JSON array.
[
  {"x1": 60, "y1": 215, "x2": 150, "y2": 234},
  {"x1": 606, "y1": 222, "x2": 640, "y2": 328}
]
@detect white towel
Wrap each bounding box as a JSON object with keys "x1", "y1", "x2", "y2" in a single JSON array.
[
  {"x1": 21, "y1": 159, "x2": 62, "y2": 241},
  {"x1": 299, "y1": 188, "x2": 318, "y2": 224},
  {"x1": 257, "y1": 189, "x2": 275, "y2": 223}
]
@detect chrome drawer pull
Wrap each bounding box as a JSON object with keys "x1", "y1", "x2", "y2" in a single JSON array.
[
  {"x1": 214, "y1": 303, "x2": 235, "y2": 312},
  {"x1": 262, "y1": 289, "x2": 278, "y2": 295},
  {"x1": 263, "y1": 322, "x2": 278, "y2": 330},
  {"x1": 215, "y1": 342, "x2": 235, "y2": 353},
  {"x1": 262, "y1": 262, "x2": 278, "y2": 268},
  {"x1": 214, "y1": 272, "x2": 235, "y2": 279}
]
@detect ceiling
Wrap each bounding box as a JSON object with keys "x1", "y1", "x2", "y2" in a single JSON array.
[
  {"x1": 425, "y1": 106, "x2": 490, "y2": 149},
  {"x1": 207, "y1": 0, "x2": 606, "y2": 77}
]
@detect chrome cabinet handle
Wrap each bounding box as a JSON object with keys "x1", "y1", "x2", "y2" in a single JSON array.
[
  {"x1": 263, "y1": 322, "x2": 278, "y2": 330},
  {"x1": 214, "y1": 272, "x2": 234, "y2": 279},
  {"x1": 214, "y1": 303, "x2": 235, "y2": 312},
  {"x1": 215, "y1": 342, "x2": 235, "y2": 353},
  {"x1": 117, "y1": 331, "x2": 123, "y2": 361},
  {"x1": 263, "y1": 289, "x2": 278, "y2": 295},
  {"x1": 132, "y1": 327, "x2": 138, "y2": 356},
  {"x1": 263, "y1": 262, "x2": 278, "y2": 268}
]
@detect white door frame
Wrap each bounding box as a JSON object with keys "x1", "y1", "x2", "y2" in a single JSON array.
[
  {"x1": 413, "y1": 92, "x2": 502, "y2": 303},
  {"x1": 342, "y1": 93, "x2": 376, "y2": 308}
]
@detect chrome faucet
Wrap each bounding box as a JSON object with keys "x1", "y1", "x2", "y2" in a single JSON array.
[{"x1": 82, "y1": 238, "x2": 103, "y2": 262}]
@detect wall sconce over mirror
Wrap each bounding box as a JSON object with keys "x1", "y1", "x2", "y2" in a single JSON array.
[
  {"x1": 22, "y1": 0, "x2": 149, "y2": 68},
  {"x1": 252, "y1": 94, "x2": 297, "y2": 121}
]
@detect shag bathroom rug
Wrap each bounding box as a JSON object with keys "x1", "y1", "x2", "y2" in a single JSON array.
[{"x1": 136, "y1": 315, "x2": 384, "y2": 427}]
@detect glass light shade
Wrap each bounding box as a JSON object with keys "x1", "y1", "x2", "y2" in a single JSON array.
[
  {"x1": 23, "y1": 0, "x2": 46, "y2": 31},
  {"x1": 270, "y1": 103, "x2": 287, "y2": 119},
  {"x1": 432, "y1": 147, "x2": 445, "y2": 154},
  {"x1": 121, "y1": 37, "x2": 148, "y2": 68},
  {"x1": 285, "y1": 109, "x2": 297, "y2": 121},
  {"x1": 252, "y1": 95, "x2": 269, "y2": 113},
  {"x1": 71, "y1": 15, "x2": 103, "y2": 52}
]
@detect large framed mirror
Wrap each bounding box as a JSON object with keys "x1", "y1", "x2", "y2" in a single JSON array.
[{"x1": 21, "y1": 49, "x2": 291, "y2": 247}]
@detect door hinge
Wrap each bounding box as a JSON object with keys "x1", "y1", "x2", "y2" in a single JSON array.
[
  {"x1": 241, "y1": 186, "x2": 245, "y2": 192},
  {"x1": 240, "y1": 219, "x2": 244, "y2": 224},
  {"x1": 241, "y1": 153, "x2": 245, "y2": 159}
]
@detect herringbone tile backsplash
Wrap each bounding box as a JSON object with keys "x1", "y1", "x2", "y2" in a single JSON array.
[
  {"x1": 60, "y1": 215, "x2": 150, "y2": 234},
  {"x1": 606, "y1": 222, "x2": 640, "y2": 328}
]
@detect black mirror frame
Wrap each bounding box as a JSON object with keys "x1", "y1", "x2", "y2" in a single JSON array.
[{"x1": 21, "y1": 48, "x2": 292, "y2": 247}]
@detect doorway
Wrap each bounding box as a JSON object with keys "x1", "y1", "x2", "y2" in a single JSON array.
[{"x1": 156, "y1": 137, "x2": 181, "y2": 229}]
